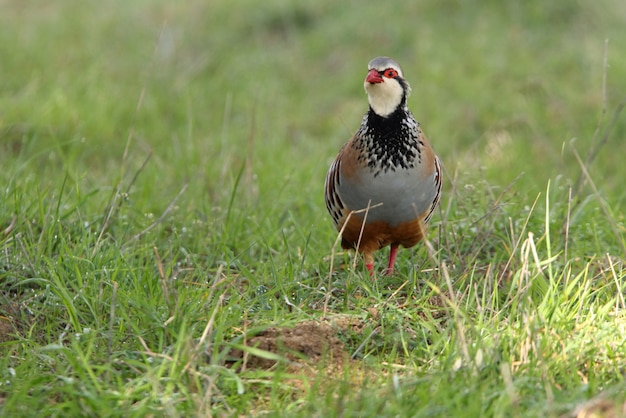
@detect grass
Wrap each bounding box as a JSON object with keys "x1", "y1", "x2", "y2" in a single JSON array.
[{"x1": 1, "y1": 0, "x2": 626, "y2": 416}]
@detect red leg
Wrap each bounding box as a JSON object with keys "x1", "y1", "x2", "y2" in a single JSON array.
[
  {"x1": 364, "y1": 252, "x2": 375, "y2": 277},
  {"x1": 385, "y1": 244, "x2": 399, "y2": 275}
]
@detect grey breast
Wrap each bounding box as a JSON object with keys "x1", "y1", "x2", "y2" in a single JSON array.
[{"x1": 337, "y1": 163, "x2": 437, "y2": 226}]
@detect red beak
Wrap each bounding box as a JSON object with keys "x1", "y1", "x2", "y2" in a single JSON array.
[{"x1": 366, "y1": 69, "x2": 384, "y2": 84}]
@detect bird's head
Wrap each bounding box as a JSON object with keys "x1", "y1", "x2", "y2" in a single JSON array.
[{"x1": 364, "y1": 56, "x2": 411, "y2": 118}]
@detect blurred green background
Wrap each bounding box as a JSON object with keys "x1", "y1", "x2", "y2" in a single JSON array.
[{"x1": 2, "y1": 0, "x2": 625, "y2": 205}]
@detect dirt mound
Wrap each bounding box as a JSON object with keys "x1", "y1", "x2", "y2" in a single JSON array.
[{"x1": 229, "y1": 315, "x2": 365, "y2": 370}]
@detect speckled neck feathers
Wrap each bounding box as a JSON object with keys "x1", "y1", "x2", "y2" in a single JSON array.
[{"x1": 352, "y1": 106, "x2": 423, "y2": 177}]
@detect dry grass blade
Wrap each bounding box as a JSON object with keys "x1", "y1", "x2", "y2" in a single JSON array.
[
  {"x1": 564, "y1": 185, "x2": 572, "y2": 263},
  {"x1": 351, "y1": 200, "x2": 373, "y2": 271},
  {"x1": 422, "y1": 227, "x2": 471, "y2": 368},
  {"x1": 107, "y1": 281, "x2": 118, "y2": 365},
  {"x1": 497, "y1": 193, "x2": 541, "y2": 285},
  {"x1": 605, "y1": 254, "x2": 626, "y2": 312},
  {"x1": 2, "y1": 215, "x2": 17, "y2": 236},
  {"x1": 184, "y1": 265, "x2": 227, "y2": 373},
  {"x1": 324, "y1": 202, "x2": 383, "y2": 316}
]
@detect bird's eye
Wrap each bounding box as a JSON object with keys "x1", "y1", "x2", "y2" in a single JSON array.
[{"x1": 383, "y1": 68, "x2": 398, "y2": 78}]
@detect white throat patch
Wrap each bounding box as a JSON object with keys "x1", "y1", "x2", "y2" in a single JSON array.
[{"x1": 364, "y1": 78, "x2": 406, "y2": 117}]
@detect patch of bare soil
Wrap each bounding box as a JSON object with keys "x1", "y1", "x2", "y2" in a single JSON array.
[
  {"x1": 0, "y1": 319, "x2": 14, "y2": 344},
  {"x1": 569, "y1": 397, "x2": 626, "y2": 418},
  {"x1": 0, "y1": 300, "x2": 20, "y2": 346},
  {"x1": 228, "y1": 314, "x2": 366, "y2": 371}
]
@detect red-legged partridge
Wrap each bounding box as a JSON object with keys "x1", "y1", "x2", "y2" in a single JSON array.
[{"x1": 324, "y1": 56, "x2": 442, "y2": 275}]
